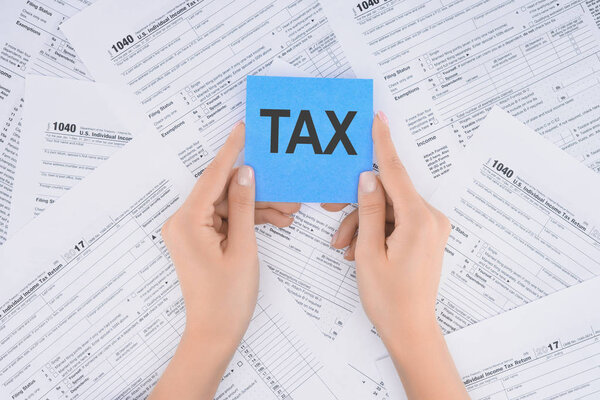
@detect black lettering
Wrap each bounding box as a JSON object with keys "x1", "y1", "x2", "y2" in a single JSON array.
[
  {"x1": 323, "y1": 111, "x2": 357, "y2": 155},
  {"x1": 286, "y1": 110, "x2": 323, "y2": 154},
  {"x1": 260, "y1": 108, "x2": 291, "y2": 153}
]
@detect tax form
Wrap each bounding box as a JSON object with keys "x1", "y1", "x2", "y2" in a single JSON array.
[
  {"x1": 322, "y1": 0, "x2": 600, "y2": 182},
  {"x1": 62, "y1": 6, "x2": 393, "y2": 392},
  {"x1": 61, "y1": 0, "x2": 355, "y2": 177},
  {"x1": 62, "y1": 0, "x2": 365, "y2": 343},
  {"x1": 376, "y1": 274, "x2": 600, "y2": 399},
  {"x1": 333, "y1": 107, "x2": 600, "y2": 381},
  {"x1": 0, "y1": 0, "x2": 95, "y2": 245},
  {"x1": 0, "y1": 132, "x2": 371, "y2": 400},
  {"x1": 9, "y1": 76, "x2": 133, "y2": 237},
  {"x1": 60, "y1": 0, "x2": 436, "y2": 196}
]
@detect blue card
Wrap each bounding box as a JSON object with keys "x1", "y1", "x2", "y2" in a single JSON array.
[{"x1": 245, "y1": 75, "x2": 373, "y2": 203}]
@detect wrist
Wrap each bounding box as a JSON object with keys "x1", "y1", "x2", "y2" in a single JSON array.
[
  {"x1": 180, "y1": 326, "x2": 239, "y2": 368},
  {"x1": 150, "y1": 326, "x2": 238, "y2": 399},
  {"x1": 378, "y1": 314, "x2": 442, "y2": 360}
]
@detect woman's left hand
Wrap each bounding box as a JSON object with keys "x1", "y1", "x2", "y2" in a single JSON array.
[{"x1": 150, "y1": 122, "x2": 297, "y2": 400}]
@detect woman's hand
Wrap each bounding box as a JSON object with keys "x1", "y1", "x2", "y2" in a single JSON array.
[
  {"x1": 353, "y1": 112, "x2": 450, "y2": 340},
  {"x1": 162, "y1": 121, "x2": 260, "y2": 349},
  {"x1": 329, "y1": 112, "x2": 468, "y2": 399},
  {"x1": 150, "y1": 122, "x2": 298, "y2": 400}
]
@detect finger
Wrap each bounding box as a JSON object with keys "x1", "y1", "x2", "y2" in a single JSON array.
[
  {"x1": 332, "y1": 209, "x2": 358, "y2": 249},
  {"x1": 214, "y1": 168, "x2": 236, "y2": 206},
  {"x1": 385, "y1": 190, "x2": 393, "y2": 205},
  {"x1": 256, "y1": 209, "x2": 295, "y2": 227},
  {"x1": 189, "y1": 122, "x2": 245, "y2": 207},
  {"x1": 219, "y1": 220, "x2": 229, "y2": 236},
  {"x1": 372, "y1": 112, "x2": 420, "y2": 208},
  {"x1": 256, "y1": 202, "x2": 301, "y2": 215},
  {"x1": 215, "y1": 199, "x2": 300, "y2": 220},
  {"x1": 342, "y1": 236, "x2": 356, "y2": 261},
  {"x1": 346, "y1": 222, "x2": 393, "y2": 262},
  {"x1": 214, "y1": 200, "x2": 229, "y2": 219},
  {"x1": 219, "y1": 232, "x2": 227, "y2": 251},
  {"x1": 332, "y1": 203, "x2": 394, "y2": 249},
  {"x1": 356, "y1": 171, "x2": 387, "y2": 260},
  {"x1": 213, "y1": 214, "x2": 223, "y2": 232},
  {"x1": 321, "y1": 203, "x2": 349, "y2": 212},
  {"x1": 226, "y1": 165, "x2": 257, "y2": 255}
]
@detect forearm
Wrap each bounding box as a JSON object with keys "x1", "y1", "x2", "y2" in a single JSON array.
[
  {"x1": 149, "y1": 329, "x2": 236, "y2": 400},
  {"x1": 382, "y1": 319, "x2": 469, "y2": 400}
]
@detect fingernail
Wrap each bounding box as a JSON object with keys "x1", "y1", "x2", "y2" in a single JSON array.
[
  {"x1": 377, "y1": 110, "x2": 388, "y2": 125},
  {"x1": 359, "y1": 171, "x2": 377, "y2": 193},
  {"x1": 344, "y1": 248, "x2": 351, "y2": 260},
  {"x1": 238, "y1": 165, "x2": 253, "y2": 186},
  {"x1": 330, "y1": 230, "x2": 339, "y2": 247},
  {"x1": 233, "y1": 120, "x2": 245, "y2": 130}
]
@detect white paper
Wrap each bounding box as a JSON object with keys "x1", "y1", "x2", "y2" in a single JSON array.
[
  {"x1": 334, "y1": 107, "x2": 600, "y2": 381},
  {"x1": 60, "y1": 0, "x2": 438, "y2": 200},
  {"x1": 0, "y1": 130, "x2": 374, "y2": 399},
  {"x1": 61, "y1": 0, "x2": 349, "y2": 172},
  {"x1": 376, "y1": 274, "x2": 600, "y2": 400},
  {"x1": 61, "y1": 0, "x2": 367, "y2": 343},
  {"x1": 9, "y1": 75, "x2": 133, "y2": 236},
  {"x1": 0, "y1": 0, "x2": 97, "y2": 245},
  {"x1": 66, "y1": 4, "x2": 393, "y2": 392},
  {"x1": 322, "y1": 0, "x2": 600, "y2": 182}
]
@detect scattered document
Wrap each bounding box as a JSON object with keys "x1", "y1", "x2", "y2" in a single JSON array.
[
  {"x1": 0, "y1": 0, "x2": 96, "y2": 244},
  {"x1": 61, "y1": 0, "x2": 435, "y2": 197},
  {"x1": 62, "y1": 0, "x2": 367, "y2": 343},
  {"x1": 62, "y1": 0, "x2": 354, "y2": 176},
  {"x1": 0, "y1": 133, "x2": 371, "y2": 400},
  {"x1": 323, "y1": 0, "x2": 600, "y2": 182},
  {"x1": 334, "y1": 107, "x2": 600, "y2": 379},
  {"x1": 9, "y1": 75, "x2": 133, "y2": 236},
  {"x1": 435, "y1": 107, "x2": 600, "y2": 332},
  {"x1": 376, "y1": 274, "x2": 600, "y2": 399},
  {"x1": 22, "y1": 2, "x2": 600, "y2": 397},
  {"x1": 68, "y1": 0, "x2": 394, "y2": 382}
]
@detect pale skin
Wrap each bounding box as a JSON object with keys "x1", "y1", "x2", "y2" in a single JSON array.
[{"x1": 149, "y1": 113, "x2": 469, "y2": 400}]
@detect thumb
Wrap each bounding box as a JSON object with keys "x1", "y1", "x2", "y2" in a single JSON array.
[
  {"x1": 356, "y1": 171, "x2": 387, "y2": 260},
  {"x1": 227, "y1": 165, "x2": 257, "y2": 254}
]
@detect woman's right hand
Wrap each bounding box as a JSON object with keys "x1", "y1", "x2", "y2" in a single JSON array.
[
  {"x1": 352, "y1": 112, "x2": 450, "y2": 342},
  {"x1": 334, "y1": 112, "x2": 469, "y2": 399}
]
